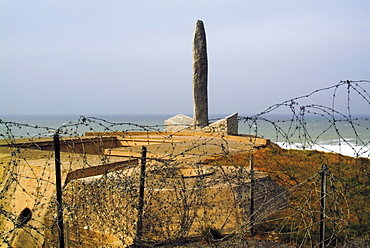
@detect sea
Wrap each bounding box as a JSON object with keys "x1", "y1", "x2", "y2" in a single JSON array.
[{"x1": 1, "y1": 114, "x2": 369, "y2": 158}]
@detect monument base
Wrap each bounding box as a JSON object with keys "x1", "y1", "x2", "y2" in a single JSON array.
[{"x1": 165, "y1": 113, "x2": 238, "y2": 135}]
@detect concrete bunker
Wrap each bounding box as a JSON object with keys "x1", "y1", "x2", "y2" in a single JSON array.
[{"x1": 60, "y1": 161, "x2": 289, "y2": 246}]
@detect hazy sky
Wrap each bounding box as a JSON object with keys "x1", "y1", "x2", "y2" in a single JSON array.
[{"x1": 1, "y1": 1, "x2": 370, "y2": 116}]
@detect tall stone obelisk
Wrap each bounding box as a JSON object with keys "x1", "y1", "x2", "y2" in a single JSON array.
[{"x1": 192, "y1": 20, "x2": 209, "y2": 128}]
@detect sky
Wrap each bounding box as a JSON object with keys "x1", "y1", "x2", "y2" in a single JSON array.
[{"x1": 1, "y1": 1, "x2": 370, "y2": 116}]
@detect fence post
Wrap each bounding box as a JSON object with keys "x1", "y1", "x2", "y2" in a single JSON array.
[
  {"x1": 54, "y1": 133, "x2": 65, "y2": 248},
  {"x1": 135, "y1": 146, "x2": 147, "y2": 245},
  {"x1": 249, "y1": 155, "x2": 255, "y2": 237},
  {"x1": 319, "y1": 164, "x2": 329, "y2": 248}
]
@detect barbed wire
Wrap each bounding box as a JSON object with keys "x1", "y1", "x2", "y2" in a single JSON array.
[{"x1": 0, "y1": 80, "x2": 369, "y2": 247}]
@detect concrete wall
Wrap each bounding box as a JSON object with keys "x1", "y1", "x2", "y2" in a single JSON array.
[
  {"x1": 202, "y1": 113, "x2": 238, "y2": 135},
  {"x1": 61, "y1": 166, "x2": 289, "y2": 246}
]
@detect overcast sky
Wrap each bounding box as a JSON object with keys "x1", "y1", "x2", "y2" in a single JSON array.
[{"x1": 1, "y1": 1, "x2": 370, "y2": 116}]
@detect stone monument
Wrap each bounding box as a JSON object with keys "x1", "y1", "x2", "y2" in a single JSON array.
[
  {"x1": 192, "y1": 20, "x2": 209, "y2": 128},
  {"x1": 165, "y1": 20, "x2": 238, "y2": 135}
]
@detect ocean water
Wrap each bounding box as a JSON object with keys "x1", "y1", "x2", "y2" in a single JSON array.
[
  {"x1": 240, "y1": 114, "x2": 370, "y2": 158},
  {"x1": 1, "y1": 114, "x2": 369, "y2": 158}
]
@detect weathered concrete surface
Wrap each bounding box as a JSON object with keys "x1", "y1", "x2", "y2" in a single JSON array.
[
  {"x1": 0, "y1": 147, "x2": 127, "y2": 248},
  {"x1": 63, "y1": 165, "x2": 289, "y2": 245},
  {"x1": 104, "y1": 131, "x2": 268, "y2": 162},
  {"x1": 0, "y1": 131, "x2": 271, "y2": 247},
  {"x1": 165, "y1": 113, "x2": 239, "y2": 135},
  {"x1": 192, "y1": 20, "x2": 209, "y2": 128},
  {"x1": 203, "y1": 113, "x2": 238, "y2": 135},
  {"x1": 165, "y1": 114, "x2": 194, "y2": 132}
]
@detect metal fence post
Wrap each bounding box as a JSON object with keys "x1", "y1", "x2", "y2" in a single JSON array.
[
  {"x1": 250, "y1": 155, "x2": 255, "y2": 237},
  {"x1": 54, "y1": 133, "x2": 65, "y2": 248},
  {"x1": 135, "y1": 146, "x2": 147, "y2": 245},
  {"x1": 319, "y1": 164, "x2": 329, "y2": 248}
]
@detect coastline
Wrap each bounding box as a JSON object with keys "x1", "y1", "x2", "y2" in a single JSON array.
[{"x1": 1, "y1": 114, "x2": 369, "y2": 158}]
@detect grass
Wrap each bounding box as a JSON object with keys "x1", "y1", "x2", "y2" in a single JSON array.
[{"x1": 207, "y1": 144, "x2": 370, "y2": 246}]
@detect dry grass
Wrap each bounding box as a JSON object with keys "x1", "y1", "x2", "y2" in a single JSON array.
[{"x1": 208, "y1": 145, "x2": 370, "y2": 246}]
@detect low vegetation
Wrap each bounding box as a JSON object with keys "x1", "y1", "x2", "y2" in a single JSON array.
[{"x1": 208, "y1": 144, "x2": 370, "y2": 246}]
